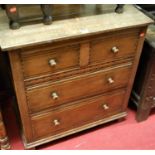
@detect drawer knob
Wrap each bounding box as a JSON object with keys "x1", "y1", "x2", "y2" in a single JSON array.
[
  {"x1": 102, "y1": 104, "x2": 109, "y2": 110},
  {"x1": 53, "y1": 119, "x2": 60, "y2": 126},
  {"x1": 108, "y1": 77, "x2": 114, "y2": 84},
  {"x1": 51, "y1": 92, "x2": 59, "y2": 100},
  {"x1": 153, "y1": 97, "x2": 155, "y2": 101},
  {"x1": 111, "y1": 46, "x2": 119, "y2": 53},
  {"x1": 49, "y1": 59, "x2": 57, "y2": 66}
]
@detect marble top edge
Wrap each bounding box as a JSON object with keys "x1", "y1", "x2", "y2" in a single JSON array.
[{"x1": 0, "y1": 5, "x2": 153, "y2": 51}]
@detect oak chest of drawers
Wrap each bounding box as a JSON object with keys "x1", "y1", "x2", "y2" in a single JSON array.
[{"x1": 0, "y1": 5, "x2": 153, "y2": 149}]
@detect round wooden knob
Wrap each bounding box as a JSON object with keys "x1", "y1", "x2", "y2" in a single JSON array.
[
  {"x1": 49, "y1": 59, "x2": 57, "y2": 66},
  {"x1": 51, "y1": 92, "x2": 59, "y2": 100},
  {"x1": 102, "y1": 104, "x2": 109, "y2": 110},
  {"x1": 111, "y1": 46, "x2": 119, "y2": 53},
  {"x1": 53, "y1": 119, "x2": 60, "y2": 126},
  {"x1": 108, "y1": 77, "x2": 114, "y2": 84}
]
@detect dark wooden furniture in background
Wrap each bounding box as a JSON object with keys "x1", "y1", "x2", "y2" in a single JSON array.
[
  {"x1": 0, "y1": 5, "x2": 152, "y2": 149},
  {"x1": 5, "y1": 4, "x2": 52, "y2": 29},
  {"x1": 130, "y1": 5, "x2": 155, "y2": 122},
  {"x1": 4, "y1": 4, "x2": 124, "y2": 29},
  {"x1": 0, "y1": 81, "x2": 11, "y2": 150},
  {"x1": 0, "y1": 108, "x2": 11, "y2": 150},
  {"x1": 0, "y1": 51, "x2": 12, "y2": 150},
  {"x1": 131, "y1": 24, "x2": 155, "y2": 122}
]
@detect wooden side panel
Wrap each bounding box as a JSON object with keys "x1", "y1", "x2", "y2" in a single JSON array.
[
  {"x1": 122, "y1": 26, "x2": 148, "y2": 110},
  {"x1": 8, "y1": 51, "x2": 33, "y2": 142}
]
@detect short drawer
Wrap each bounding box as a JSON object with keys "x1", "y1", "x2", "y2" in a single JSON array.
[
  {"x1": 20, "y1": 44, "x2": 80, "y2": 79},
  {"x1": 31, "y1": 89, "x2": 126, "y2": 139},
  {"x1": 26, "y1": 63, "x2": 132, "y2": 113},
  {"x1": 90, "y1": 30, "x2": 139, "y2": 64}
]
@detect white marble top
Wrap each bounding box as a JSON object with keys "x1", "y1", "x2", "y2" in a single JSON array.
[{"x1": 0, "y1": 5, "x2": 153, "y2": 51}]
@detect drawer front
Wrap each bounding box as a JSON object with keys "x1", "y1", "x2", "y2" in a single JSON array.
[
  {"x1": 31, "y1": 89, "x2": 126, "y2": 139},
  {"x1": 27, "y1": 63, "x2": 132, "y2": 113},
  {"x1": 90, "y1": 30, "x2": 138, "y2": 64},
  {"x1": 20, "y1": 44, "x2": 80, "y2": 78}
]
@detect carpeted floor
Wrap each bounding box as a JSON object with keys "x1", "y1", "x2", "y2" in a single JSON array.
[{"x1": 2, "y1": 99, "x2": 155, "y2": 150}]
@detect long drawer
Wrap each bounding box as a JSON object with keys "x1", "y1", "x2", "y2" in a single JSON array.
[
  {"x1": 20, "y1": 29, "x2": 139, "y2": 80},
  {"x1": 26, "y1": 63, "x2": 132, "y2": 113},
  {"x1": 31, "y1": 89, "x2": 126, "y2": 140}
]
